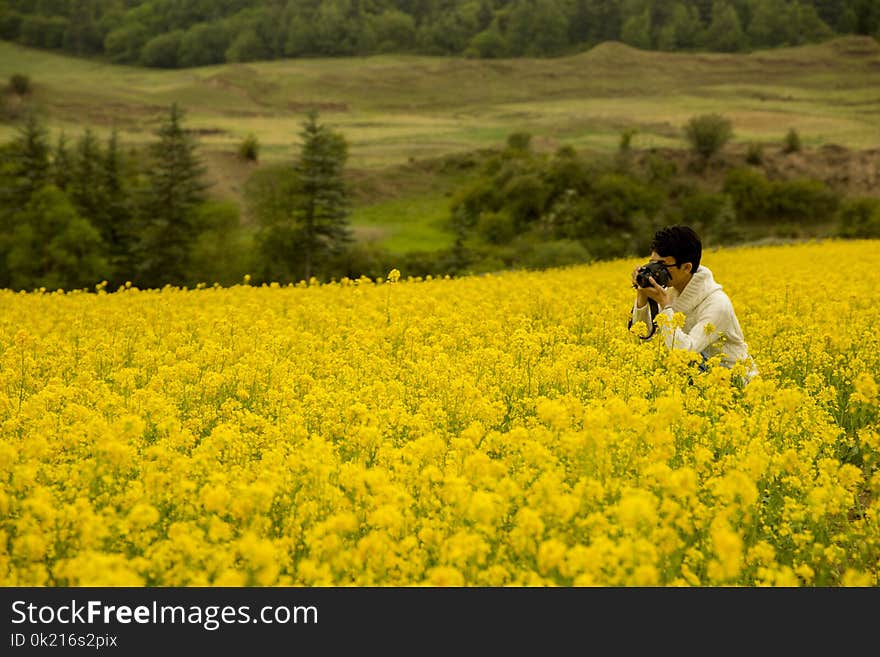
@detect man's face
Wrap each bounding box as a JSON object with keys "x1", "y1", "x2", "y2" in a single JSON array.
[{"x1": 650, "y1": 251, "x2": 692, "y2": 291}]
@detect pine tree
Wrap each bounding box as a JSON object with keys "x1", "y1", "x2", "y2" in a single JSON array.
[
  {"x1": 8, "y1": 112, "x2": 51, "y2": 208},
  {"x1": 102, "y1": 129, "x2": 136, "y2": 283},
  {"x1": 136, "y1": 103, "x2": 208, "y2": 288},
  {"x1": 0, "y1": 113, "x2": 51, "y2": 287},
  {"x1": 52, "y1": 132, "x2": 73, "y2": 191},
  {"x1": 293, "y1": 109, "x2": 352, "y2": 281},
  {"x1": 69, "y1": 128, "x2": 104, "y2": 225}
]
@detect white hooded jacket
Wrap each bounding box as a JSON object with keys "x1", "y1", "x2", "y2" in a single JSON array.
[{"x1": 630, "y1": 266, "x2": 757, "y2": 380}]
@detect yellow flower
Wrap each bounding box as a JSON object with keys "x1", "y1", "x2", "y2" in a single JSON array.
[
  {"x1": 537, "y1": 539, "x2": 567, "y2": 575},
  {"x1": 426, "y1": 566, "x2": 464, "y2": 586},
  {"x1": 794, "y1": 563, "x2": 815, "y2": 584},
  {"x1": 616, "y1": 489, "x2": 658, "y2": 532},
  {"x1": 708, "y1": 515, "x2": 742, "y2": 582},
  {"x1": 712, "y1": 470, "x2": 758, "y2": 508},
  {"x1": 841, "y1": 569, "x2": 875, "y2": 587},
  {"x1": 127, "y1": 504, "x2": 160, "y2": 530},
  {"x1": 849, "y1": 372, "x2": 878, "y2": 405}
]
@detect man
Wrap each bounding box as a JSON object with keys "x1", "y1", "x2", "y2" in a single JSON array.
[{"x1": 629, "y1": 225, "x2": 757, "y2": 382}]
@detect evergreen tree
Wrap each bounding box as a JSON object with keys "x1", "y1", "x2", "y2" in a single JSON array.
[
  {"x1": 101, "y1": 128, "x2": 137, "y2": 282},
  {"x1": 52, "y1": 132, "x2": 73, "y2": 191},
  {"x1": 69, "y1": 128, "x2": 104, "y2": 226},
  {"x1": 137, "y1": 103, "x2": 209, "y2": 288},
  {"x1": 7, "y1": 112, "x2": 51, "y2": 209},
  {"x1": 0, "y1": 140, "x2": 20, "y2": 288},
  {"x1": 293, "y1": 109, "x2": 352, "y2": 281},
  {"x1": 0, "y1": 112, "x2": 52, "y2": 287}
]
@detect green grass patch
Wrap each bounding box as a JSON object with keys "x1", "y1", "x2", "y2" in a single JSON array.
[{"x1": 349, "y1": 194, "x2": 455, "y2": 255}]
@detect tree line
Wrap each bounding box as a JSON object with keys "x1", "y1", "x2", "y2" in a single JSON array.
[
  {"x1": 1, "y1": 0, "x2": 878, "y2": 66},
  {"x1": 0, "y1": 106, "x2": 361, "y2": 291}
]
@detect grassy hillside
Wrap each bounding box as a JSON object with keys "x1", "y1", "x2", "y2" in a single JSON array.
[
  {"x1": 2, "y1": 36, "x2": 879, "y2": 254},
  {"x1": 3, "y1": 36, "x2": 879, "y2": 163}
]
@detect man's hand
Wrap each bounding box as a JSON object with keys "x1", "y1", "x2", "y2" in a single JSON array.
[{"x1": 632, "y1": 267, "x2": 671, "y2": 309}]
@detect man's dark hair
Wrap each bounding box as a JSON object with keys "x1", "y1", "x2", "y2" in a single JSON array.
[{"x1": 651, "y1": 225, "x2": 701, "y2": 272}]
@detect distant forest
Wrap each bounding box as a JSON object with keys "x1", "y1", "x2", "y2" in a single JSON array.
[{"x1": 1, "y1": 0, "x2": 878, "y2": 66}]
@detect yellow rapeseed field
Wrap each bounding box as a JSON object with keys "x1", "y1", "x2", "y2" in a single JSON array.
[{"x1": 1, "y1": 239, "x2": 878, "y2": 586}]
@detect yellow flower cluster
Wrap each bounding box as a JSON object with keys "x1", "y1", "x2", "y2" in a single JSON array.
[{"x1": 1, "y1": 241, "x2": 878, "y2": 586}]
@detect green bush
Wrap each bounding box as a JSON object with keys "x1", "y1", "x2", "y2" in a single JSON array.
[
  {"x1": 238, "y1": 133, "x2": 260, "y2": 162},
  {"x1": 679, "y1": 191, "x2": 728, "y2": 229},
  {"x1": 836, "y1": 197, "x2": 880, "y2": 238},
  {"x1": 500, "y1": 172, "x2": 549, "y2": 229},
  {"x1": 506, "y1": 131, "x2": 532, "y2": 152},
  {"x1": 591, "y1": 173, "x2": 663, "y2": 230},
  {"x1": 683, "y1": 113, "x2": 733, "y2": 164},
  {"x1": 641, "y1": 152, "x2": 678, "y2": 183},
  {"x1": 477, "y1": 210, "x2": 517, "y2": 245},
  {"x1": 619, "y1": 128, "x2": 637, "y2": 153},
  {"x1": 677, "y1": 193, "x2": 742, "y2": 244},
  {"x1": 745, "y1": 142, "x2": 763, "y2": 165},
  {"x1": 9, "y1": 73, "x2": 31, "y2": 95},
  {"x1": 783, "y1": 127, "x2": 802, "y2": 154},
  {"x1": 768, "y1": 178, "x2": 839, "y2": 224},
  {"x1": 723, "y1": 167, "x2": 771, "y2": 222},
  {"x1": 449, "y1": 177, "x2": 503, "y2": 230}
]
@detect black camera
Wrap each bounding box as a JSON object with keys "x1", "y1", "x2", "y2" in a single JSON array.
[{"x1": 635, "y1": 260, "x2": 672, "y2": 289}]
